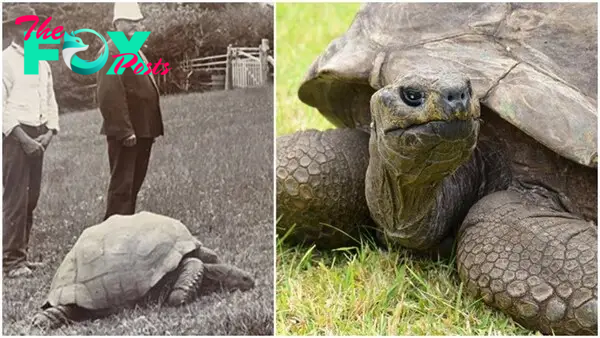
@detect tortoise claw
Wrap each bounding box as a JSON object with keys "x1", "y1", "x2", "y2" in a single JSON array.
[
  {"x1": 166, "y1": 289, "x2": 188, "y2": 306},
  {"x1": 31, "y1": 313, "x2": 49, "y2": 328},
  {"x1": 31, "y1": 309, "x2": 65, "y2": 330}
]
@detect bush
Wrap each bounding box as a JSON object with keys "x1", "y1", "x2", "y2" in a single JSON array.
[{"x1": 2, "y1": 2, "x2": 273, "y2": 113}]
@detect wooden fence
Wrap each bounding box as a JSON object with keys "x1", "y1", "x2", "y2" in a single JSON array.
[{"x1": 179, "y1": 38, "x2": 273, "y2": 91}]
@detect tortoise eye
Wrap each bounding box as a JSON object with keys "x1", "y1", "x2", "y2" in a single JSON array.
[{"x1": 400, "y1": 88, "x2": 424, "y2": 107}]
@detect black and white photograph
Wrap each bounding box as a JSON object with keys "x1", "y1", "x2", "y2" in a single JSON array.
[{"x1": 2, "y1": 1, "x2": 274, "y2": 335}]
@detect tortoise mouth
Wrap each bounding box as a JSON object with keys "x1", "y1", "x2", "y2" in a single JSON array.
[{"x1": 384, "y1": 119, "x2": 477, "y2": 140}]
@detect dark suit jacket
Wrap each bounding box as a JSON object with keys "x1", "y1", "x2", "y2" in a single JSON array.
[{"x1": 96, "y1": 40, "x2": 164, "y2": 140}]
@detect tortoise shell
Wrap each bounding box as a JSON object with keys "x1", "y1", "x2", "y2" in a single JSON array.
[
  {"x1": 44, "y1": 212, "x2": 202, "y2": 310},
  {"x1": 298, "y1": 3, "x2": 597, "y2": 167}
]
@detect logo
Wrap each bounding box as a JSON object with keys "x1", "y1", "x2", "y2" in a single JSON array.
[
  {"x1": 14, "y1": 15, "x2": 171, "y2": 75},
  {"x1": 62, "y1": 29, "x2": 108, "y2": 75}
]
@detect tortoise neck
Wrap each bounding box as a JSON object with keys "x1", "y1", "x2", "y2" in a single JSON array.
[
  {"x1": 200, "y1": 263, "x2": 254, "y2": 294},
  {"x1": 366, "y1": 150, "x2": 447, "y2": 250},
  {"x1": 365, "y1": 133, "x2": 507, "y2": 251},
  {"x1": 199, "y1": 264, "x2": 234, "y2": 294},
  {"x1": 203, "y1": 263, "x2": 231, "y2": 281}
]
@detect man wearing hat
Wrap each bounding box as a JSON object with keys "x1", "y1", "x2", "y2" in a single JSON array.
[
  {"x1": 3, "y1": 4, "x2": 59, "y2": 278},
  {"x1": 96, "y1": 2, "x2": 164, "y2": 220}
]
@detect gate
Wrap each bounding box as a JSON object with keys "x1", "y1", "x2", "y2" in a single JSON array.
[{"x1": 232, "y1": 55, "x2": 262, "y2": 88}]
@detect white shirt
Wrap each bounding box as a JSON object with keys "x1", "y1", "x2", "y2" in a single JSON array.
[{"x1": 3, "y1": 42, "x2": 59, "y2": 136}]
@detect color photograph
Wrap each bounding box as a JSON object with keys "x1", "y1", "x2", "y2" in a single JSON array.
[
  {"x1": 2, "y1": 2, "x2": 274, "y2": 335},
  {"x1": 276, "y1": 3, "x2": 597, "y2": 336}
]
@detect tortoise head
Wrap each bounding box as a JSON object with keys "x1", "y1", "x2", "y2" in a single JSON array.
[
  {"x1": 203, "y1": 264, "x2": 255, "y2": 292},
  {"x1": 368, "y1": 69, "x2": 480, "y2": 182}
]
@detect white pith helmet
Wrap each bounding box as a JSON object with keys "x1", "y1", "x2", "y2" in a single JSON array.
[{"x1": 112, "y1": 2, "x2": 143, "y2": 24}]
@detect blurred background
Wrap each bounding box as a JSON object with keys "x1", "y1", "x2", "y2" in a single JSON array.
[{"x1": 275, "y1": 2, "x2": 359, "y2": 136}]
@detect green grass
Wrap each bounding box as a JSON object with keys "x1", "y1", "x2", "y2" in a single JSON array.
[
  {"x1": 275, "y1": 2, "x2": 356, "y2": 135},
  {"x1": 275, "y1": 3, "x2": 536, "y2": 336},
  {"x1": 3, "y1": 87, "x2": 274, "y2": 335}
]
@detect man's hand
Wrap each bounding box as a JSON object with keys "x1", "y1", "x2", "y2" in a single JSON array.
[
  {"x1": 20, "y1": 137, "x2": 44, "y2": 156},
  {"x1": 34, "y1": 131, "x2": 53, "y2": 149},
  {"x1": 123, "y1": 134, "x2": 137, "y2": 147},
  {"x1": 10, "y1": 126, "x2": 44, "y2": 156}
]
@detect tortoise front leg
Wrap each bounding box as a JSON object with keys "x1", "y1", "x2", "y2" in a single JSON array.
[
  {"x1": 457, "y1": 190, "x2": 597, "y2": 335},
  {"x1": 167, "y1": 257, "x2": 204, "y2": 306},
  {"x1": 31, "y1": 304, "x2": 78, "y2": 329},
  {"x1": 277, "y1": 128, "x2": 372, "y2": 248}
]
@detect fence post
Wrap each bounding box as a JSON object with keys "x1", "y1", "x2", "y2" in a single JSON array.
[
  {"x1": 225, "y1": 44, "x2": 233, "y2": 90},
  {"x1": 259, "y1": 38, "x2": 269, "y2": 85}
]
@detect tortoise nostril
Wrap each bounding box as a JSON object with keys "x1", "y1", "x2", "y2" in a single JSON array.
[
  {"x1": 461, "y1": 93, "x2": 465, "y2": 100},
  {"x1": 447, "y1": 95, "x2": 453, "y2": 101}
]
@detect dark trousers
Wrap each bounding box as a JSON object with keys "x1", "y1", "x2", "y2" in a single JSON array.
[
  {"x1": 104, "y1": 137, "x2": 153, "y2": 220},
  {"x1": 3, "y1": 125, "x2": 47, "y2": 270}
]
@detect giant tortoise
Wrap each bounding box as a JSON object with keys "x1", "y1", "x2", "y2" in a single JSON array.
[
  {"x1": 276, "y1": 3, "x2": 597, "y2": 335},
  {"x1": 32, "y1": 212, "x2": 255, "y2": 329}
]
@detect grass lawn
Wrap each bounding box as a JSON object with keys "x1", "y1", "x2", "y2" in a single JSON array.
[
  {"x1": 275, "y1": 3, "x2": 536, "y2": 335},
  {"x1": 2, "y1": 87, "x2": 274, "y2": 335}
]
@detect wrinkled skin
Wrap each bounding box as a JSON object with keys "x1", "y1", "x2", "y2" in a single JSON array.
[
  {"x1": 277, "y1": 69, "x2": 597, "y2": 335},
  {"x1": 366, "y1": 71, "x2": 483, "y2": 250}
]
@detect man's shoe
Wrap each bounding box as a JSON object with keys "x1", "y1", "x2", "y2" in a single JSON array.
[
  {"x1": 25, "y1": 261, "x2": 45, "y2": 269},
  {"x1": 5, "y1": 265, "x2": 33, "y2": 278}
]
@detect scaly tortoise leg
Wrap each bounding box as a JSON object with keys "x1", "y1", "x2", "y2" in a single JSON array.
[
  {"x1": 276, "y1": 128, "x2": 372, "y2": 248},
  {"x1": 167, "y1": 257, "x2": 205, "y2": 306},
  {"x1": 457, "y1": 190, "x2": 597, "y2": 335},
  {"x1": 31, "y1": 304, "x2": 78, "y2": 329}
]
